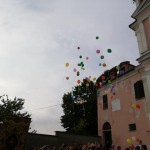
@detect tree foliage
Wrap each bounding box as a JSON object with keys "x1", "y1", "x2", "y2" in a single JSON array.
[
  {"x1": 61, "y1": 79, "x2": 98, "y2": 136},
  {"x1": 0, "y1": 94, "x2": 31, "y2": 122}
]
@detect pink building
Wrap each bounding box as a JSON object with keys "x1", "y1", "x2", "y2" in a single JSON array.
[{"x1": 97, "y1": 0, "x2": 150, "y2": 149}]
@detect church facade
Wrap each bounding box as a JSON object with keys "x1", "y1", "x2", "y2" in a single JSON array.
[{"x1": 97, "y1": 0, "x2": 150, "y2": 149}]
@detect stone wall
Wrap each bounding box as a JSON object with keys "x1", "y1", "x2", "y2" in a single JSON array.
[
  {"x1": 25, "y1": 131, "x2": 101, "y2": 150},
  {"x1": 0, "y1": 116, "x2": 31, "y2": 150}
]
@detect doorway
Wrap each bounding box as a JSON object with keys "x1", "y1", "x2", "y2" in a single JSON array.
[{"x1": 103, "y1": 122, "x2": 112, "y2": 149}]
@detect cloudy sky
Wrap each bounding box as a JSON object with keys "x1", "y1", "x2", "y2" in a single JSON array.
[{"x1": 0, "y1": 0, "x2": 139, "y2": 135}]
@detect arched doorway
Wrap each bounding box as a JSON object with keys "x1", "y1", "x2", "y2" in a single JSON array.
[{"x1": 103, "y1": 122, "x2": 112, "y2": 149}]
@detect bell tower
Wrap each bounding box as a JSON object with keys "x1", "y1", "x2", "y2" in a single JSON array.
[{"x1": 130, "y1": 0, "x2": 150, "y2": 63}]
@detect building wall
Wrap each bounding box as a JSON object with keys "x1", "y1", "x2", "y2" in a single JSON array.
[{"x1": 97, "y1": 68, "x2": 150, "y2": 149}]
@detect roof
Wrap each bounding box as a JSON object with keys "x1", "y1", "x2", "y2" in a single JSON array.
[
  {"x1": 131, "y1": 0, "x2": 150, "y2": 18},
  {"x1": 129, "y1": 0, "x2": 150, "y2": 30}
]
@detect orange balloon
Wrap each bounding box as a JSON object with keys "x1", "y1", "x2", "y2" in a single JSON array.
[
  {"x1": 66, "y1": 77, "x2": 69, "y2": 80},
  {"x1": 103, "y1": 63, "x2": 106, "y2": 67},
  {"x1": 77, "y1": 80, "x2": 81, "y2": 84}
]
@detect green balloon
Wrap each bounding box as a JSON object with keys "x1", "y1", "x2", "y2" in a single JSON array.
[
  {"x1": 96, "y1": 36, "x2": 99, "y2": 39},
  {"x1": 107, "y1": 49, "x2": 112, "y2": 53},
  {"x1": 100, "y1": 55, "x2": 104, "y2": 59}
]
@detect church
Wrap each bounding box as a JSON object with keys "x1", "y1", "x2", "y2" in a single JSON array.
[{"x1": 97, "y1": 0, "x2": 150, "y2": 149}]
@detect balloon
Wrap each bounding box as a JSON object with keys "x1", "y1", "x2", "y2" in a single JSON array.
[
  {"x1": 119, "y1": 70, "x2": 125, "y2": 75},
  {"x1": 77, "y1": 47, "x2": 80, "y2": 50},
  {"x1": 127, "y1": 138, "x2": 132, "y2": 145},
  {"x1": 86, "y1": 57, "x2": 89, "y2": 60},
  {"x1": 131, "y1": 103, "x2": 136, "y2": 109},
  {"x1": 79, "y1": 55, "x2": 82, "y2": 59},
  {"x1": 86, "y1": 83, "x2": 89, "y2": 87},
  {"x1": 96, "y1": 50, "x2": 100, "y2": 54},
  {"x1": 77, "y1": 80, "x2": 81, "y2": 84},
  {"x1": 65, "y1": 63, "x2": 69, "y2": 67},
  {"x1": 136, "y1": 104, "x2": 140, "y2": 109},
  {"x1": 101, "y1": 75, "x2": 105, "y2": 80},
  {"x1": 102, "y1": 63, "x2": 106, "y2": 67},
  {"x1": 108, "y1": 80, "x2": 111, "y2": 84},
  {"x1": 66, "y1": 76, "x2": 69, "y2": 80},
  {"x1": 107, "y1": 49, "x2": 112, "y2": 53},
  {"x1": 131, "y1": 136, "x2": 136, "y2": 141},
  {"x1": 100, "y1": 55, "x2": 104, "y2": 59},
  {"x1": 73, "y1": 68, "x2": 77, "y2": 72},
  {"x1": 100, "y1": 84, "x2": 103, "y2": 88},
  {"x1": 116, "y1": 66, "x2": 120, "y2": 70},
  {"x1": 96, "y1": 36, "x2": 99, "y2": 40},
  {"x1": 136, "y1": 137, "x2": 140, "y2": 142},
  {"x1": 93, "y1": 77, "x2": 97, "y2": 81}
]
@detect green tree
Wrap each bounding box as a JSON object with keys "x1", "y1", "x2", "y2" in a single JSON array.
[
  {"x1": 0, "y1": 94, "x2": 31, "y2": 122},
  {"x1": 61, "y1": 79, "x2": 98, "y2": 135},
  {"x1": 0, "y1": 94, "x2": 38, "y2": 133}
]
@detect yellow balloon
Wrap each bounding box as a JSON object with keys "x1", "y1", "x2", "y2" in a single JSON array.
[
  {"x1": 127, "y1": 138, "x2": 132, "y2": 145},
  {"x1": 86, "y1": 83, "x2": 89, "y2": 87},
  {"x1": 131, "y1": 103, "x2": 136, "y2": 109},
  {"x1": 93, "y1": 77, "x2": 97, "y2": 81},
  {"x1": 65, "y1": 63, "x2": 69, "y2": 67}
]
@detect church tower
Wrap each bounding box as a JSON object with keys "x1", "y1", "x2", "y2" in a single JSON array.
[{"x1": 129, "y1": 0, "x2": 150, "y2": 63}]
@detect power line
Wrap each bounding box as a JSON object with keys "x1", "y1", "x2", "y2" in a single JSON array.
[{"x1": 28, "y1": 103, "x2": 62, "y2": 112}]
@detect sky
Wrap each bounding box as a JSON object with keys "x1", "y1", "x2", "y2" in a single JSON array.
[{"x1": 0, "y1": 0, "x2": 139, "y2": 135}]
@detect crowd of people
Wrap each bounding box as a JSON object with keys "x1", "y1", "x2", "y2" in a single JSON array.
[{"x1": 29, "y1": 142, "x2": 148, "y2": 150}]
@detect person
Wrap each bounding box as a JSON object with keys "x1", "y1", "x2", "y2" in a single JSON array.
[
  {"x1": 117, "y1": 146, "x2": 121, "y2": 150},
  {"x1": 109, "y1": 144, "x2": 116, "y2": 150},
  {"x1": 40, "y1": 145, "x2": 50, "y2": 150}
]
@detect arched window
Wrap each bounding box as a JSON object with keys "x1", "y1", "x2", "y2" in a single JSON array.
[{"x1": 103, "y1": 122, "x2": 111, "y2": 131}]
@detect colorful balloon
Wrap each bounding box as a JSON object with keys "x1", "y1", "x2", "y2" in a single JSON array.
[
  {"x1": 101, "y1": 75, "x2": 105, "y2": 80},
  {"x1": 131, "y1": 103, "x2": 136, "y2": 109},
  {"x1": 73, "y1": 68, "x2": 77, "y2": 72},
  {"x1": 93, "y1": 77, "x2": 97, "y2": 81},
  {"x1": 77, "y1": 80, "x2": 81, "y2": 84},
  {"x1": 86, "y1": 57, "x2": 89, "y2": 60},
  {"x1": 66, "y1": 76, "x2": 69, "y2": 80},
  {"x1": 96, "y1": 36, "x2": 99, "y2": 40},
  {"x1": 102, "y1": 63, "x2": 106, "y2": 67},
  {"x1": 79, "y1": 55, "x2": 82, "y2": 59},
  {"x1": 107, "y1": 49, "x2": 112, "y2": 53},
  {"x1": 136, "y1": 104, "x2": 140, "y2": 109},
  {"x1": 100, "y1": 55, "x2": 104, "y2": 59},
  {"x1": 65, "y1": 62, "x2": 69, "y2": 67},
  {"x1": 96, "y1": 50, "x2": 100, "y2": 54},
  {"x1": 127, "y1": 138, "x2": 132, "y2": 145}
]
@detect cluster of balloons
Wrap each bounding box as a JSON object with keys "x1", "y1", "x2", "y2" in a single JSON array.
[
  {"x1": 126, "y1": 136, "x2": 140, "y2": 145},
  {"x1": 64, "y1": 36, "x2": 113, "y2": 89},
  {"x1": 131, "y1": 103, "x2": 140, "y2": 109}
]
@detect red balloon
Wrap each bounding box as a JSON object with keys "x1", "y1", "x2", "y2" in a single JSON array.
[
  {"x1": 136, "y1": 104, "x2": 140, "y2": 109},
  {"x1": 101, "y1": 75, "x2": 105, "y2": 80}
]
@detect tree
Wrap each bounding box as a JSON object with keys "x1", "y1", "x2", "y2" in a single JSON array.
[
  {"x1": 0, "y1": 94, "x2": 38, "y2": 133},
  {"x1": 61, "y1": 79, "x2": 98, "y2": 136},
  {"x1": 0, "y1": 94, "x2": 31, "y2": 122}
]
